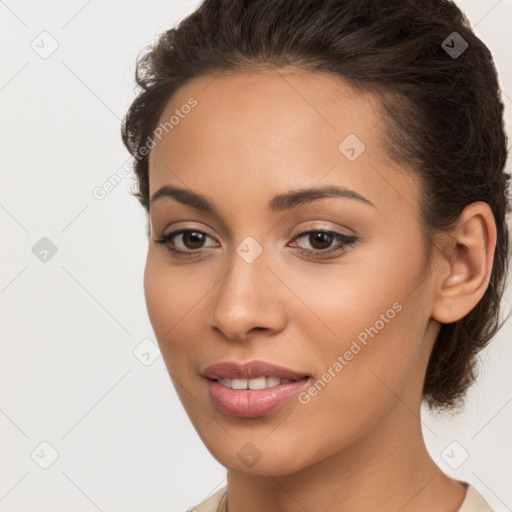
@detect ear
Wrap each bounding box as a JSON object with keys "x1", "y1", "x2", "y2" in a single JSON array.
[{"x1": 431, "y1": 202, "x2": 497, "y2": 324}]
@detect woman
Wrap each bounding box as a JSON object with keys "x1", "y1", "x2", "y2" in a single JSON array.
[{"x1": 121, "y1": 0, "x2": 510, "y2": 510}]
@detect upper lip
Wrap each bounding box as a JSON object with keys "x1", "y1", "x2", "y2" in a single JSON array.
[{"x1": 203, "y1": 360, "x2": 309, "y2": 381}]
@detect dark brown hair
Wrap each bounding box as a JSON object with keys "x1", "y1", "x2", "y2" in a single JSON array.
[{"x1": 121, "y1": 0, "x2": 510, "y2": 412}]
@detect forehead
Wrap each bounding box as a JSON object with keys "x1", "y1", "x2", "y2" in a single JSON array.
[{"x1": 148, "y1": 66, "x2": 417, "y2": 214}]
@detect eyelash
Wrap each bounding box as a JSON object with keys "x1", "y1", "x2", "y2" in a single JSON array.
[{"x1": 154, "y1": 226, "x2": 358, "y2": 259}]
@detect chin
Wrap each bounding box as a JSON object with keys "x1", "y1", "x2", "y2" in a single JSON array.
[{"x1": 197, "y1": 430, "x2": 317, "y2": 476}]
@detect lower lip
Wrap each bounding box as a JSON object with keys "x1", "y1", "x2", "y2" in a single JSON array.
[{"x1": 207, "y1": 378, "x2": 310, "y2": 418}]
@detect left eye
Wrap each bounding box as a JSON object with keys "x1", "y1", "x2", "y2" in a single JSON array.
[{"x1": 290, "y1": 229, "x2": 357, "y2": 256}]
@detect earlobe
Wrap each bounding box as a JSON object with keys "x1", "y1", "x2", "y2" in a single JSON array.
[{"x1": 432, "y1": 202, "x2": 496, "y2": 324}]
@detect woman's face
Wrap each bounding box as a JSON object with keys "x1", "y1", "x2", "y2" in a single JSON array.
[{"x1": 145, "y1": 67, "x2": 440, "y2": 475}]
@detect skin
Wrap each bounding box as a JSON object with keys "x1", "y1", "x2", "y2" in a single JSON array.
[{"x1": 144, "y1": 66, "x2": 496, "y2": 512}]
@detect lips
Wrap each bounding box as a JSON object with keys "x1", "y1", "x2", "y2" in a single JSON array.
[{"x1": 202, "y1": 360, "x2": 309, "y2": 381}]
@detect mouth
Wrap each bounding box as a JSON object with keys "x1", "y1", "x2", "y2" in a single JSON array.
[
  {"x1": 205, "y1": 377, "x2": 311, "y2": 418},
  {"x1": 202, "y1": 360, "x2": 311, "y2": 418}
]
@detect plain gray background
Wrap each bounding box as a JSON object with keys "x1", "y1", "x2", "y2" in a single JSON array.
[{"x1": 1, "y1": 1, "x2": 511, "y2": 511}]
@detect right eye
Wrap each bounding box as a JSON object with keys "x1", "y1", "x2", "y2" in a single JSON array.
[{"x1": 154, "y1": 229, "x2": 219, "y2": 256}]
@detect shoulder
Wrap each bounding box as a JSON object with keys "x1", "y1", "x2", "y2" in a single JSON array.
[
  {"x1": 457, "y1": 482, "x2": 494, "y2": 512},
  {"x1": 186, "y1": 486, "x2": 228, "y2": 512}
]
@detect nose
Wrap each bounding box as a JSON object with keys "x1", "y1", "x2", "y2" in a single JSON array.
[{"x1": 208, "y1": 253, "x2": 287, "y2": 342}]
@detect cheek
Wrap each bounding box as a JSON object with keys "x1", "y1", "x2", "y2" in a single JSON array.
[
  {"x1": 290, "y1": 235, "x2": 431, "y2": 406},
  {"x1": 143, "y1": 254, "x2": 171, "y2": 341},
  {"x1": 144, "y1": 249, "x2": 212, "y2": 327},
  {"x1": 284, "y1": 301, "x2": 429, "y2": 467},
  {"x1": 143, "y1": 251, "x2": 206, "y2": 369}
]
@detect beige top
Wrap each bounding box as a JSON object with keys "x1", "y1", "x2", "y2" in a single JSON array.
[{"x1": 187, "y1": 481, "x2": 494, "y2": 512}]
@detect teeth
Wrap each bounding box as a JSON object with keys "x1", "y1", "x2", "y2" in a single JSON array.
[
  {"x1": 248, "y1": 376, "x2": 266, "y2": 390},
  {"x1": 266, "y1": 376, "x2": 281, "y2": 387},
  {"x1": 216, "y1": 376, "x2": 296, "y2": 389},
  {"x1": 231, "y1": 379, "x2": 248, "y2": 390}
]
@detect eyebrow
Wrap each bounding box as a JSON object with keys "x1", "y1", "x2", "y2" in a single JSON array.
[{"x1": 150, "y1": 184, "x2": 375, "y2": 213}]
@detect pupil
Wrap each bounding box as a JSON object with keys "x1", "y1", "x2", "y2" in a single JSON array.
[
  {"x1": 184, "y1": 231, "x2": 204, "y2": 249},
  {"x1": 310, "y1": 232, "x2": 332, "y2": 250}
]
